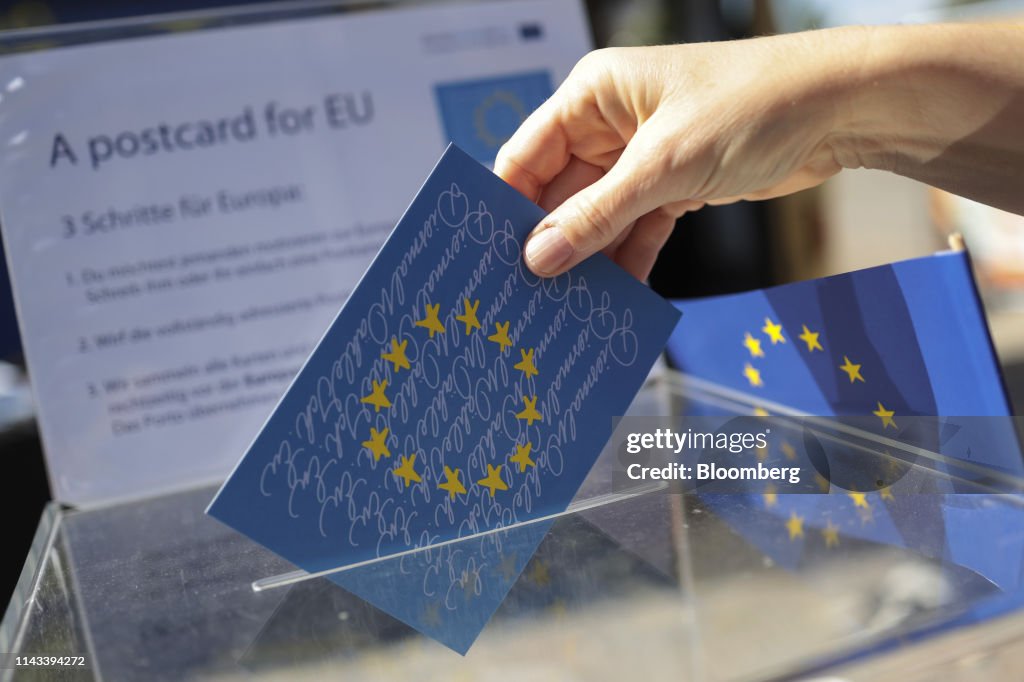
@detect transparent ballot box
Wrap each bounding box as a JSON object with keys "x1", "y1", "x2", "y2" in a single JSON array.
[{"x1": 6, "y1": 371, "x2": 1024, "y2": 681}]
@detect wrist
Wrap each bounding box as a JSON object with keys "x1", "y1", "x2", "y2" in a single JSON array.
[
  {"x1": 825, "y1": 23, "x2": 1024, "y2": 174},
  {"x1": 751, "y1": 26, "x2": 884, "y2": 173},
  {"x1": 816, "y1": 24, "x2": 904, "y2": 173}
]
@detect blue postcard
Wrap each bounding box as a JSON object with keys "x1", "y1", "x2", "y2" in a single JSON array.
[{"x1": 207, "y1": 144, "x2": 680, "y2": 651}]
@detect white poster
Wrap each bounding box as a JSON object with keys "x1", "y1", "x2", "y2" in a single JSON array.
[{"x1": 0, "y1": 0, "x2": 591, "y2": 506}]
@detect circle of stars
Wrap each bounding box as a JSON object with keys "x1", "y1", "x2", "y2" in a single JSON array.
[{"x1": 358, "y1": 298, "x2": 547, "y2": 503}]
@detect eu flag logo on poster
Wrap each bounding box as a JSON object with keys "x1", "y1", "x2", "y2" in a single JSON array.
[{"x1": 434, "y1": 71, "x2": 553, "y2": 164}]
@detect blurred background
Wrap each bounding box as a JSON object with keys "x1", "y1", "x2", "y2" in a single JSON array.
[{"x1": 0, "y1": 0, "x2": 1023, "y2": 611}]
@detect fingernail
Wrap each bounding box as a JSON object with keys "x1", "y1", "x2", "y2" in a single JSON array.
[{"x1": 525, "y1": 227, "x2": 573, "y2": 275}]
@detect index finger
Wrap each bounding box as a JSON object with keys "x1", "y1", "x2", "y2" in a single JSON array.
[{"x1": 493, "y1": 94, "x2": 572, "y2": 202}]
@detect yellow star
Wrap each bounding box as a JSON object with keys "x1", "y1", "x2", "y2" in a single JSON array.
[
  {"x1": 455, "y1": 297, "x2": 481, "y2": 335},
  {"x1": 487, "y1": 321, "x2": 513, "y2": 352},
  {"x1": 514, "y1": 348, "x2": 539, "y2": 378},
  {"x1": 392, "y1": 453, "x2": 422, "y2": 488},
  {"x1": 848, "y1": 491, "x2": 870, "y2": 509},
  {"x1": 509, "y1": 441, "x2": 536, "y2": 472},
  {"x1": 361, "y1": 427, "x2": 391, "y2": 462},
  {"x1": 879, "y1": 486, "x2": 895, "y2": 501},
  {"x1": 515, "y1": 395, "x2": 542, "y2": 426},
  {"x1": 381, "y1": 337, "x2": 411, "y2": 372},
  {"x1": 822, "y1": 522, "x2": 840, "y2": 548},
  {"x1": 839, "y1": 355, "x2": 864, "y2": 383},
  {"x1": 798, "y1": 324, "x2": 823, "y2": 352},
  {"x1": 414, "y1": 302, "x2": 445, "y2": 338},
  {"x1": 754, "y1": 406, "x2": 769, "y2": 417},
  {"x1": 763, "y1": 484, "x2": 778, "y2": 508},
  {"x1": 527, "y1": 560, "x2": 550, "y2": 586},
  {"x1": 743, "y1": 332, "x2": 765, "y2": 358},
  {"x1": 762, "y1": 317, "x2": 786, "y2": 345},
  {"x1": 360, "y1": 379, "x2": 391, "y2": 412},
  {"x1": 873, "y1": 402, "x2": 897, "y2": 430},
  {"x1": 476, "y1": 463, "x2": 508, "y2": 497},
  {"x1": 743, "y1": 363, "x2": 763, "y2": 387},
  {"x1": 781, "y1": 441, "x2": 797, "y2": 460},
  {"x1": 755, "y1": 444, "x2": 768, "y2": 461},
  {"x1": 786, "y1": 512, "x2": 804, "y2": 541},
  {"x1": 437, "y1": 465, "x2": 467, "y2": 499},
  {"x1": 815, "y1": 472, "x2": 830, "y2": 492}
]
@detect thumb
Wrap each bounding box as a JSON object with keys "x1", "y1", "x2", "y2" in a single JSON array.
[{"x1": 523, "y1": 129, "x2": 672, "y2": 277}]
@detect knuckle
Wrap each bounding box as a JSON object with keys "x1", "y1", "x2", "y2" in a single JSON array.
[
  {"x1": 572, "y1": 47, "x2": 621, "y2": 81},
  {"x1": 495, "y1": 140, "x2": 524, "y2": 172},
  {"x1": 574, "y1": 48, "x2": 605, "y2": 73}
]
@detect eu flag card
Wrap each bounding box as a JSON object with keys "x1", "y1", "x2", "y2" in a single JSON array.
[{"x1": 207, "y1": 144, "x2": 680, "y2": 652}]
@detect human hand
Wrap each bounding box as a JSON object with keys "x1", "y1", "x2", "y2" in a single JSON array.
[{"x1": 495, "y1": 32, "x2": 862, "y2": 279}]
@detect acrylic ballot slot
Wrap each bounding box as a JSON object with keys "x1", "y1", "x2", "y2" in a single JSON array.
[
  {"x1": 251, "y1": 483, "x2": 669, "y2": 592},
  {"x1": 250, "y1": 370, "x2": 1024, "y2": 598}
]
